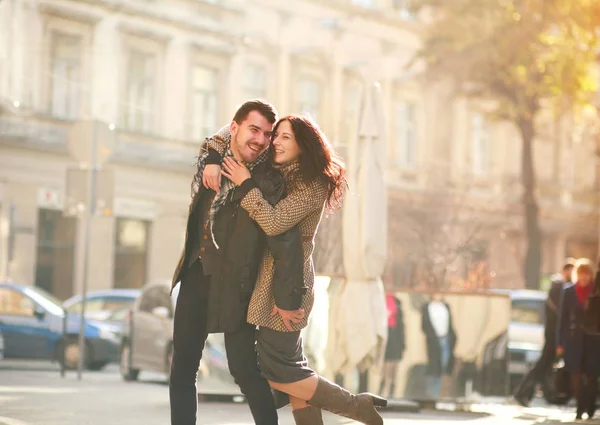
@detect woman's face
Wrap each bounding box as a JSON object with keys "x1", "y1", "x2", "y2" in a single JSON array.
[
  {"x1": 578, "y1": 269, "x2": 592, "y2": 286},
  {"x1": 272, "y1": 120, "x2": 301, "y2": 165}
]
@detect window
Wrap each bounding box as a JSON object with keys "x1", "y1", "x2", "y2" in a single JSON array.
[
  {"x1": 124, "y1": 49, "x2": 156, "y2": 133},
  {"x1": 65, "y1": 297, "x2": 135, "y2": 314},
  {"x1": 114, "y1": 218, "x2": 150, "y2": 289},
  {"x1": 156, "y1": 287, "x2": 174, "y2": 316},
  {"x1": 511, "y1": 299, "x2": 545, "y2": 325},
  {"x1": 244, "y1": 63, "x2": 267, "y2": 100},
  {"x1": 138, "y1": 287, "x2": 163, "y2": 313},
  {"x1": 297, "y1": 77, "x2": 322, "y2": 122},
  {"x1": 49, "y1": 33, "x2": 82, "y2": 119},
  {"x1": 139, "y1": 286, "x2": 172, "y2": 316},
  {"x1": 0, "y1": 289, "x2": 34, "y2": 316},
  {"x1": 189, "y1": 65, "x2": 219, "y2": 140},
  {"x1": 393, "y1": 0, "x2": 416, "y2": 19},
  {"x1": 472, "y1": 113, "x2": 491, "y2": 176},
  {"x1": 394, "y1": 101, "x2": 417, "y2": 168},
  {"x1": 35, "y1": 209, "x2": 77, "y2": 300}
]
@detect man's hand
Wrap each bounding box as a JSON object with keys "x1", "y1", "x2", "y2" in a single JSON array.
[
  {"x1": 203, "y1": 164, "x2": 222, "y2": 192},
  {"x1": 271, "y1": 306, "x2": 305, "y2": 331},
  {"x1": 221, "y1": 157, "x2": 251, "y2": 186}
]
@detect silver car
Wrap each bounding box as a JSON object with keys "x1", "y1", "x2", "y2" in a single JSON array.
[
  {"x1": 119, "y1": 280, "x2": 228, "y2": 383},
  {"x1": 505, "y1": 290, "x2": 546, "y2": 389}
]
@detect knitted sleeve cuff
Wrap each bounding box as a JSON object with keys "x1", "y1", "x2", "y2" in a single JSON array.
[{"x1": 205, "y1": 149, "x2": 222, "y2": 165}]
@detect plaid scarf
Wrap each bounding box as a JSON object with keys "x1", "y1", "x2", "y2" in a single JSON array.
[{"x1": 198, "y1": 138, "x2": 269, "y2": 249}]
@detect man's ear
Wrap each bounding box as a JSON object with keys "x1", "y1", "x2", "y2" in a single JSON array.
[{"x1": 230, "y1": 121, "x2": 238, "y2": 138}]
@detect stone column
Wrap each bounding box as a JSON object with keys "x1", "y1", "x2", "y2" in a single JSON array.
[
  {"x1": 4, "y1": 182, "x2": 37, "y2": 285},
  {"x1": 163, "y1": 38, "x2": 189, "y2": 140},
  {"x1": 275, "y1": 11, "x2": 292, "y2": 115},
  {"x1": 91, "y1": 17, "x2": 121, "y2": 125},
  {"x1": 147, "y1": 213, "x2": 186, "y2": 283},
  {"x1": 86, "y1": 216, "x2": 116, "y2": 291}
]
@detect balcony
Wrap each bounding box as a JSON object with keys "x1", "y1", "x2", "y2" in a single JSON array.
[
  {"x1": 113, "y1": 129, "x2": 199, "y2": 171},
  {"x1": 0, "y1": 108, "x2": 69, "y2": 153},
  {"x1": 0, "y1": 106, "x2": 199, "y2": 172}
]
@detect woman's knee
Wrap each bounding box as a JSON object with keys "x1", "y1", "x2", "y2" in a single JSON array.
[{"x1": 290, "y1": 396, "x2": 310, "y2": 410}]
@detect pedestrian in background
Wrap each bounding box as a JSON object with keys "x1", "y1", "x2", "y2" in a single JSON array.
[
  {"x1": 421, "y1": 293, "x2": 457, "y2": 399},
  {"x1": 557, "y1": 258, "x2": 600, "y2": 420},
  {"x1": 514, "y1": 261, "x2": 574, "y2": 406},
  {"x1": 379, "y1": 280, "x2": 405, "y2": 399}
]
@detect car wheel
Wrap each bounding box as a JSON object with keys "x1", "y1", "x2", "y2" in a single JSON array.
[
  {"x1": 120, "y1": 342, "x2": 139, "y2": 381},
  {"x1": 59, "y1": 337, "x2": 91, "y2": 370}
]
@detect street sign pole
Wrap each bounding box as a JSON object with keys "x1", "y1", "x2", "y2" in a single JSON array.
[
  {"x1": 64, "y1": 119, "x2": 115, "y2": 380},
  {"x1": 76, "y1": 121, "x2": 97, "y2": 381}
]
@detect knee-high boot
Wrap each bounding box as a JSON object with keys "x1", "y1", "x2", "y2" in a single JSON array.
[
  {"x1": 292, "y1": 406, "x2": 324, "y2": 425},
  {"x1": 308, "y1": 376, "x2": 387, "y2": 425}
]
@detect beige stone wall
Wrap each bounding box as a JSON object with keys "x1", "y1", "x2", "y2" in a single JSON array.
[{"x1": 0, "y1": 0, "x2": 598, "y2": 296}]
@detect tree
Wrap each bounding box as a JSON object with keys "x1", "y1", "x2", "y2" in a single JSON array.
[
  {"x1": 411, "y1": 0, "x2": 600, "y2": 288},
  {"x1": 388, "y1": 188, "x2": 490, "y2": 290}
]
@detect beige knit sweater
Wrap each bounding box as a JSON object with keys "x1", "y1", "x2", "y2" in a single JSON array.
[{"x1": 204, "y1": 134, "x2": 327, "y2": 332}]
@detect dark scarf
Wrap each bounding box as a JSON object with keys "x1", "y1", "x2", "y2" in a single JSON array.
[{"x1": 196, "y1": 134, "x2": 268, "y2": 248}]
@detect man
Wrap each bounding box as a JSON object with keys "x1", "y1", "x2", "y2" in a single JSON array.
[
  {"x1": 421, "y1": 293, "x2": 457, "y2": 399},
  {"x1": 513, "y1": 261, "x2": 575, "y2": 407},
  {"x1": 169, "y1": 100, "x2": 304, "y2": 425}
]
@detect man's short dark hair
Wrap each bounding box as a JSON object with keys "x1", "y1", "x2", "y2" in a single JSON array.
[
  {"x1": 233, "y1": 99, "x2": 277, "y2": 125},
  {"x1": 564, "y1": 263, "x2": 575, "y2": 271}
]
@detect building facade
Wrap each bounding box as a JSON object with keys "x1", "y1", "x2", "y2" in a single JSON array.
[{"x1": 0, "y1": 0, "x2": 597, "y2": 298}]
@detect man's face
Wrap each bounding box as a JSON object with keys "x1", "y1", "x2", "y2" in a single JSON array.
[{"x1": 229, "y1": 111, "x2": 274, "y2": 163}]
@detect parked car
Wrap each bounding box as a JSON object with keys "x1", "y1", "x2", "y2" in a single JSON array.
[
  {"x1": 119, "y1": 280, "x2": 229, "y2": 383},
  {"x1": 63, "y1": 289, "x2": 140, "y2": 321},
  {"x1": 505, "y1": 290, "x2": 546, "y2": 388},
  {"x1": 0, "y1": 282, "x2": 120, "y2": 370}
]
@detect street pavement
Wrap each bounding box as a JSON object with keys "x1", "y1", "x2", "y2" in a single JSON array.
[{"x1": 0, "y1": 360, "x2": 596, "y2": 425}]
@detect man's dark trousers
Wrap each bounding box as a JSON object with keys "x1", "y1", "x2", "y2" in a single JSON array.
[
  {"x1": 514, "y1": 334, "x2": 556, "y2": 402},
  {"x1": 169, "y1": 260, "x2": 278, "y2": 425}
]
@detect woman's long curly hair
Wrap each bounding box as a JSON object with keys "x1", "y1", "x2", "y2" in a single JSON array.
[{"x1": 275, "y1": 114, "x2": 347, "y2": 211}]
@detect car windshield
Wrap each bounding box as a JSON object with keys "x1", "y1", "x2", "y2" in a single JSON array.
[
  {"x1": 511, "y1": 299, "x2": 544, "y2": 325},
  {"x1": 107, "y1": 308, "x2": 129, "y2": 322},
  {"x1": 66, "y1": 297, "x2": 135, "y2": 314},
  {"x1": 22, "y1": 286, "x2": 64, "y2": 316}
]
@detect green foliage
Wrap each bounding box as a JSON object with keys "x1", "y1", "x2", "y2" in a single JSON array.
[
  {"x1": 413, "y1": 0, "x2": 600, "y2": 119},
  {"x1": 411, "y1": 0, "x2": 600, "y2": 289}
]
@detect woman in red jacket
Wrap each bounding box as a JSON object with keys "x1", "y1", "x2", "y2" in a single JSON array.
[{"x1": 557, "y1": 258, "x2": 600, "y2": 420}]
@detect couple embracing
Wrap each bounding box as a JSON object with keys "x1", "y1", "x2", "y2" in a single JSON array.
[{"x1": 169, "y1": 99, "x2": 387, "y2": 425}]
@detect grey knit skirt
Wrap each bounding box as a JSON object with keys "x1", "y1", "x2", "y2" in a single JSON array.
[{"x1": 256, "y1": 327, "x2": 316, "y2": 383}]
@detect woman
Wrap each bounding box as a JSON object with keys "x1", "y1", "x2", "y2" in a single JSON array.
[
  {"x1": 202, "y1": 115, "x2": 386, "y2": 425},
  {"x1": 557, "y1": 258, "x2": 600, "y2": 420},
  {"x1": 379, "y1": 283, "x2": 405, "y2": 399}
]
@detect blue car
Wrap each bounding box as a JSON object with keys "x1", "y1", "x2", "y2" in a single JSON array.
[{"x1": 0, "y1": 282, "x2": 121, "y2": 370}]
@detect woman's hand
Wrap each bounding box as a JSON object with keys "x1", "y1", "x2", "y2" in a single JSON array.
[
  {"x1": 271, "y1": 306, "x2": 305, "y2": 331},
  {"x1": 221, "y1": 157, "x2": 251, "y2": 186},
  {"x1": 202, "y1": 164, "x2": 222, "y2": 192}
]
